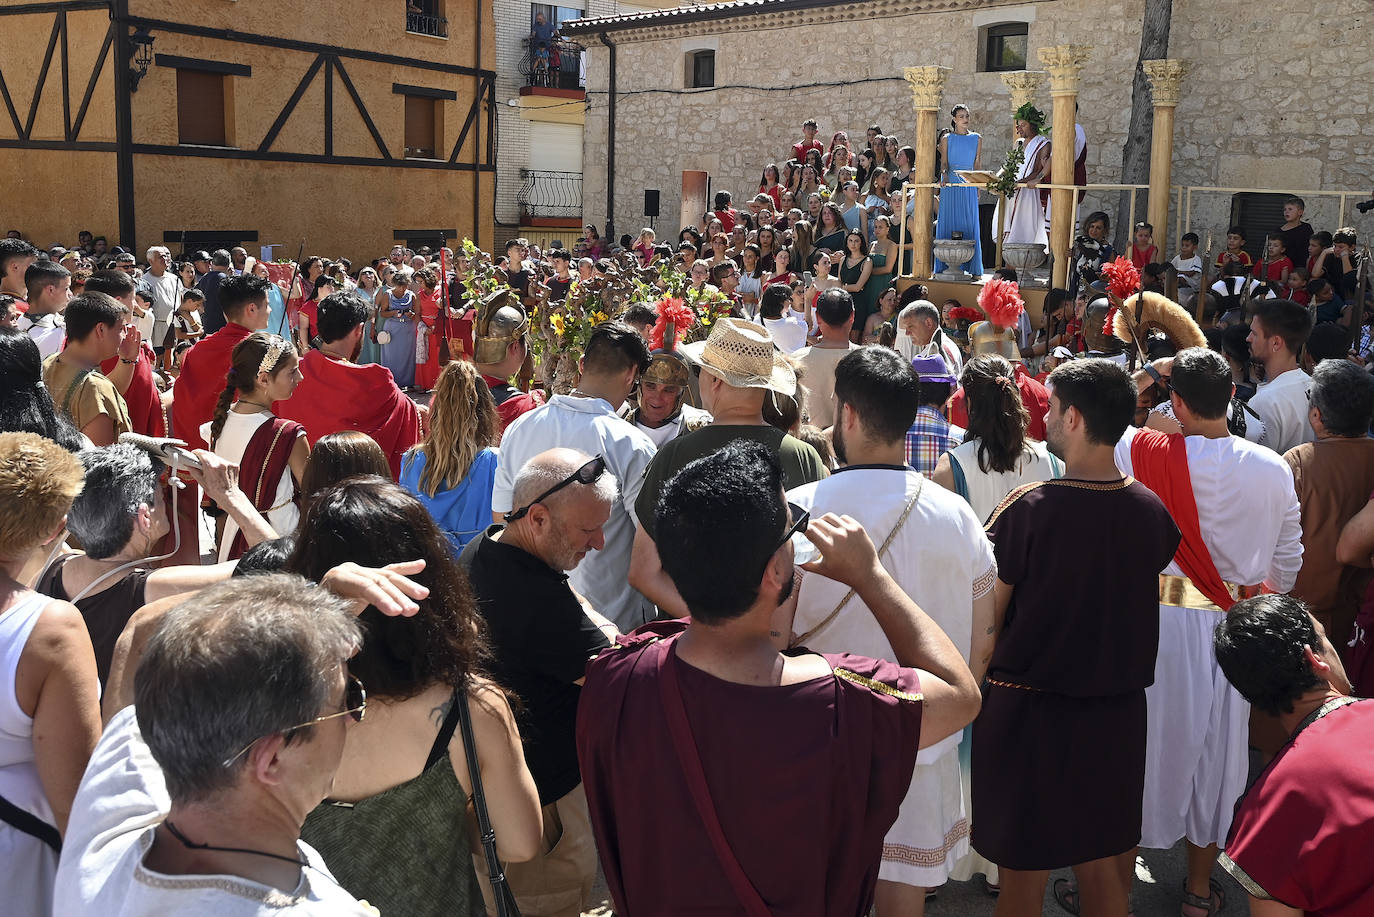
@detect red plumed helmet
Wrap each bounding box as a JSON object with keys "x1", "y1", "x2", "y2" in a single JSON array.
[
  {"x1": 1101, "y1": 256, "x2": 1141, "y2": 302},
  {"x1": 977, "y1": 278, "x2": 1024, "y2": 329},
  {"x1": 649, "y1": 297, "x2": 696, "y2": 352}
]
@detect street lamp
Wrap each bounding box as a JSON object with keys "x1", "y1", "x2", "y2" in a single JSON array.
[{"x1": 129, "y1": 28, "x2": 155, "y2": 93}]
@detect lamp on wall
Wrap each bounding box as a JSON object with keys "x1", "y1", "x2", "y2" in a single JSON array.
[{"x1": 129, "y1": 28, "x2": 155, "y2": 92}]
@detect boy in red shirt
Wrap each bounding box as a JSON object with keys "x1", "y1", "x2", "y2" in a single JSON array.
[
  {"x1": 1129, "y1": 221, "x2": 1158, "y2": 268},
  {"x1": 792, "y1": 118, "x2": 824, "y2": 162},
  {"x1": 1216, "y1": 226, "x2": 1254, "y2": 270}
]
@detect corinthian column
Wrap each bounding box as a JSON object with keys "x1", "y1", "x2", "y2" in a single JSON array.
[
  {"x1": 999, "y1": 70, "x2": 1045, "y2": 119},
  {"x1": 1037, "y1": 44, "x2": 1092, "y2": 287},
  {"x1": 903, "y1": 66, "x2": 951, "y2": 280},
  {"x1": 1142, "y1": 59, "x2": 1190, "y2": 262}
]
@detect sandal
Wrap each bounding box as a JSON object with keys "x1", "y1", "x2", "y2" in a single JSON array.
[
  {"x1": 1054, "y1": 877, "x2": 1136, "y2": 917},
  {"x1": 1181, "y1": 877, "x2": 1227, "y2": 917}
]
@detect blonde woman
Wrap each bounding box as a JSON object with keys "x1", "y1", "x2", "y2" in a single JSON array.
[{"x1": 399, "y1": 360, "x2": 500, "y2": 549}]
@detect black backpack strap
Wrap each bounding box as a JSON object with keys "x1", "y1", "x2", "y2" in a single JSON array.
[{"x1": 0, "y1": 794, "x2": 60, "y2": 854}]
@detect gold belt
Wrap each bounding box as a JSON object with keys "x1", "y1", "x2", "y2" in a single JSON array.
[{"x1": 1158, "y1": 574, "x2": 1258, "y2": 613}]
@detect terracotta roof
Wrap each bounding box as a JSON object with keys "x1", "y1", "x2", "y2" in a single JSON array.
[{"x1": 560, "y1": 0, "x2": 848, "y2": 35}]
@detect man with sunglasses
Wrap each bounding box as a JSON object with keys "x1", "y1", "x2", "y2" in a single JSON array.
[
  {"x1": 462, "y1": 448, "x2": 620, "y2": 916},
  {"x1": 493, "y1": 321, "x2": 655, "y2": 631},
  {"x1": 578, "y1": 439, "x2": 981, "y2": 915},
  {"x1": 56, "y1": 572, "x2": 425, "y2": 916}
]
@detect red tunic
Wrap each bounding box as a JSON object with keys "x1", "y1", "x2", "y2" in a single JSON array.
[
  {"x1": 480, "y1": 373, "x2": 545, "y2": 436},
  {"x1": 101, "y1": 343, "x2": 164, "y2": 438},
  {"x1": 949, "y1": 363, "x2": 1049, "y2": 441},
  {"x1": 413, "y1": 288, "x2": 443, "y2": 391},
  {"x1": 171, "y1": 323, "x2": 253, "y2": 450},
  {"x1": 577, "y1": 621, "x2": 922, "y2": 916},
  {"x1": 275, "y1": 349, "x2": 421, "y2": 479},
  {"x1": 1221, "y1": 699, "x2": 1374, "y2": 916}
]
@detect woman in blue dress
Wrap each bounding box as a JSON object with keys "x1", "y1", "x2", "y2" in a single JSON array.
[
  {"x1": 378, "y1": 268, "x2": 418, "y2": 388},
  {"x1": 354, "y1": 266, "x2": 383, "y2": 366},
  {"x1": 934, "y1": 103, "x2": 985, "y2": 278}
]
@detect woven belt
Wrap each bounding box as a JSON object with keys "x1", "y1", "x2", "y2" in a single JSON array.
[{"x1": 1158, "y1": 573, "x2": 1259, "y2": 613}]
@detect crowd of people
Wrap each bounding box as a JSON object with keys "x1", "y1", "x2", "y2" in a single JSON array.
[{"x1": 0, "y1": 152, "x2": 1371, "y2": 917}]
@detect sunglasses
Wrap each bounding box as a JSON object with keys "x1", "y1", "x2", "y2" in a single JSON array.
[
  {"x1": 504, "y1": 455, "x2": 606, "y2": 523},
  {"x1": 221, "y1": 674, "x2": 366, "y2": 768},
  {"x1": 765, "y1": 502, "x2": 811, "y2": 572}
]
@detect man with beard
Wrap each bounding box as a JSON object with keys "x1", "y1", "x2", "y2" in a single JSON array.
[
  {"x1": 275, "y1": 290, "x2": 422, "y2": 478},
  {"x1": 617, "y1": 349, "x2": 711, "y2": 447},
  {"x1": 461, "y1": 448, "x2": 619, "y2": 916},
  {"x1": 578, "y1": 439, "x2": 981, "y2": 915},
  {"x1": 975, "y1": 358, "x2": 1179, "y2": 917},
  {"x1": 787, "y1": 347, "x2": 995, "y2": 917}
]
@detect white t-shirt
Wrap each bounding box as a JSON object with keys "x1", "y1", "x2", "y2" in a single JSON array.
[
  {"x1": 1249, "y1": 368, "x2": 1315, "y2": 455},
  {"x1": 16, "y1": 312, "x2": 65, "y2": 360},
  {"x1": 1172, "y1": 254, "x2": 1203, "y2": 291},
  {"x1": 763, "y1": 312, "x2": 810, "y2": 353},
  {"x1": 796, "y1": 342, "x2": 858, "y2": 429},
  {"x1": 54, "y1": 708, "x2": 378, "y2": 917}
]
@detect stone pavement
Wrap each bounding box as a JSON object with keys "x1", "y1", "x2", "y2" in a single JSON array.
[{"x1": 581, "y1": 839, "x2": 1252, "y2": 915}]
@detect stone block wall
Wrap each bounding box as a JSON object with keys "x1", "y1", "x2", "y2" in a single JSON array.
[{"x1": 580, "y1": 0, "x2": 1374, "y2": 259}]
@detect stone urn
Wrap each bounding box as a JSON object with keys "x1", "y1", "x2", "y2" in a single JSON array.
[
  {"x1": 1002, "y1": 241, "x2": 1048, "y2": 283},
  {"x1": 932, "y1": 237, "x2": 978, "y2": 281}
]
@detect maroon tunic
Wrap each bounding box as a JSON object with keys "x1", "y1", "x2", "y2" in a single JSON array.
[{"x1": 577, "y1": 621, "x2": 923, "y2": 915}]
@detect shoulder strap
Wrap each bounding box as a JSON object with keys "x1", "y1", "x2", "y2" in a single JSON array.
[
  {"x1": 424, "y1": 688, "x2": 463, "y2": 771},
  {"x1": 656, "y1": 638, "x2": 771, "y2": 917},
  {"x1": 0, "y1": 793, "x2": 60, "y2": 854},
  {"x1": 488, "y1": 382, "x2": 518, "y2": 407},
  {"x1": 948, "y1": 450, "x2": 970, "y2": 501},
  {"x1": 455, "y1": 687, "x2": 520, "y2": 917},
  {"x1": 60, "y1": 367, "x2": 97, "y2": 417}
]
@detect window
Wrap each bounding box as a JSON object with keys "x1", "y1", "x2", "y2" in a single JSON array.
[
  {"x1": 688, "y1": 50, "x2": 714, "y2": 89},
  {"x1": 982, "y1": 23, "x2": 1028, "y2": 72},
  {"x1": 530, "y1": 4, "x2": 583, "y2": 31},
  {"x1": 404, "y1": 95, "x2": 438, "y2": 159},
  {"x1": 176, "y1": 69, "x2": 227, "y2": 146},
  {"x1": 1231, "y1": 193, "x2": 1289, "y2": 262}
]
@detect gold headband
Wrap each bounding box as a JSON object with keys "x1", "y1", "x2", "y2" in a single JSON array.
[{"x1": 258, "y1": 337, "x2": 290, "y2": 377}]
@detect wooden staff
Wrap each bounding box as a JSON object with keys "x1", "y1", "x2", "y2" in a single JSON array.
[
  {"x1": 1195, "y1": 233, "x2": 1214, "y2": 323},
  {"x1": 437, "y1": 248, "x2": 452, "y2": 365},
  {"x1": 276, "y1": 240, "x2": 306, "y2": 340},
  {"x1": 1242, "y1": 235, "x2": 1269, "y2": 312}
]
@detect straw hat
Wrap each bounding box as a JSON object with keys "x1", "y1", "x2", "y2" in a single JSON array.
[{"x1": 680, "y1": 317, "x2": 797, "y2": 397}]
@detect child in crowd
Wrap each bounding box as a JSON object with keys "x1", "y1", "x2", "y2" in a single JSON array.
[
  {"x1": 161, "y1": 288, "x2": 205, "y2": 373},
  {"x1": 1277, "y1": 196, "x2": 1313, "y2": 274},
  {"x1": 1283, "y1": 266, "x2": 1310, "y2": 305},
  {"x1": 1130, "y1": 221, "x2": 1158, "y2": 268},
  {"x1": 1307, "y1": 230, "x2": 1333, "y2": 275},
  {"x1": 1172, "y1": 231, "x2": 1203, "y2": 300},
  {"x1": 1217, "y1": 226, "x2": 1253, "y2": 269},
  {"x1": 132, "y1": 289, "x2": 156, "y2": 341},
  {"x1": 1253, "y1": 236, "x2": 1293, "y2": 290}
]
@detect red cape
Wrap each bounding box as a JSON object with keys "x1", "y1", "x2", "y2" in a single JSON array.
[
  {"x1": 102, "y1": 343, "x2": 164, "y2": 438},
  {"x1": 950, "y1": 363, "x2": 1049, "y2": 441},
  {"x1": 171, "y1": 323, "x2": 252, "y2": 450},
  {"x1": 275, "y1": 350, "x2": 421, "y2": 479}
]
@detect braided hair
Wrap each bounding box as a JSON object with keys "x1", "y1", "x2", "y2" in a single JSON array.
[{"x1": 208, "y1": 332, "x2": 297, "y2": 447}]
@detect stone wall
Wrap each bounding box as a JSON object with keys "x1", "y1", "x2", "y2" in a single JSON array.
[{"x1": 580, "y1": 0, "x2": 1374, "y2": 261}]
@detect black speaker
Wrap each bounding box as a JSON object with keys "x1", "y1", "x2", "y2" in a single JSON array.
[{"x1": 644, "y1": 189, "x2": 660, "y2": 218}]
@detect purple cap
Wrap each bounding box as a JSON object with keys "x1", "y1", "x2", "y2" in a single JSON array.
[{"x1": 911, "y1": 354, "x2": 956, "y2": 385}]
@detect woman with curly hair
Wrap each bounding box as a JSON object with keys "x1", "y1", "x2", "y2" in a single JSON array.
[
  {"x1": 293, "y1": 476, "x2": 542, "y2": 917},
  {"x1": 400, "y1": 360, "x2": 500, "y2": 549},
  {"x1": 932, "y1": 354, "x2": 1063, "y2": 523}
]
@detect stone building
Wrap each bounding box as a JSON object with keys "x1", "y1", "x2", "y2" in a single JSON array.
[
  {"x1": 1, "y1": 0, "x2": 496, "y2": 263},
  {"x1": 565, "y1": 0, "x2": 1374, "y2": 270}
]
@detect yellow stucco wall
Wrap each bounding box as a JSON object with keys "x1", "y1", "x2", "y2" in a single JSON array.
[{"x1": 0, "y1": 0, "x2": 496, "y2": 260}]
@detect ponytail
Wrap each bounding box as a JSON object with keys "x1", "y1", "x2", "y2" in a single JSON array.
[
  {"x1": 208, "y1": 377, "x2": 237, "y2": 447},
  {"x1": 962, "y1": 354, "x2": 1029, "y2": 474}
]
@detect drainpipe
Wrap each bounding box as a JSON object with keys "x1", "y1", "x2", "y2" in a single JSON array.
[{"x1": 596, "y1": 31, "x2": 616, "y2": 241}]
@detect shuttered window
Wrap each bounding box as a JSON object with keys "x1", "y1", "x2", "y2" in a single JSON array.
[
  {"x1": 176, "y1": 69, "x2": 226, "y2": 146},
  {"x1": 404, "y1": 95, "x2": 438, "y2": 159}
]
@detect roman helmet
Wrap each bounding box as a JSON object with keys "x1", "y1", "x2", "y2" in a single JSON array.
[{"x1": 472, "y1": 288, "x2": 529, "y2": 365}]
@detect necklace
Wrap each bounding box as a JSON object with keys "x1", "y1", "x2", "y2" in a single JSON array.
[
  {"x1": 235, "y1": 399, "x2": 273, "y2": 412},
  {"x1": 163, "y1": 820, "x2": 306, "y2": 868}
]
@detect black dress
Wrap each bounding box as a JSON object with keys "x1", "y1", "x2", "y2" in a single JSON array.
[{"x1": 971, "y1": 477, "x2": 1180, "y2": 870}]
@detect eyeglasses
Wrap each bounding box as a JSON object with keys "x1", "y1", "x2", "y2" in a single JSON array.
[
  {"x1": 504, "y1": 455, "x2": 606, "y2": 523},
  {"x1": 221, "y1": 674, "x2": 367, "y2": 768},
  {"x1": 764, "y1": 502, "x2": 810, "y2": 573}
]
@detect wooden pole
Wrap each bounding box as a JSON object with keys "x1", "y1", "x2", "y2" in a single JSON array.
[
  {"x1": 1038, "y1": 45, "x2": 1092, "y2": 289},
  {"x1": 1142, "y1": 60, "x2": 1189, "y2": 263},
  {"x1": 903, "y1": 66, "x2": 950, "y2": 282}
]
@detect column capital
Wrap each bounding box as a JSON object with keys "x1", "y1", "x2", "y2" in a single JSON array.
[
  {"x1": 1142, "y1": 58, "x2": 1190, "y2": 107},
  {"x1": 902, "y1": 65, "x2": 952, "y2": 111},
  {"x1": 999, "y1": 69, "x2": 1045, "y2": 112},
  {"x1": 1036, "y1": 44, "x2": 1093, "y2": 95}
]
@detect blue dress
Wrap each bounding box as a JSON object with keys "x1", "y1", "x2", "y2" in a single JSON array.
[
  {"x1": 265, "y1": 285, "x2": 289, "y2": 338},
  {"x1": 379, "y1": 290, "x2": 418, "y2": 388},
  {"x1": 356, "y1": 286, "x2": 381, "y2": 366},
  {"x1": 934, "y1": 131, "x2": 985, "y2": 277},
  {"x1": 399, "y1": 447, "x2": 499, "y2": 550}
]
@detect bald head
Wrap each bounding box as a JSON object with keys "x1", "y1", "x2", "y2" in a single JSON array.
[
  {"x1": 511, "y1": 448, "x2": 618, "y2": 511},
  {"x1": 507, "y1": 448, "x2": 619, "y2": 572}
]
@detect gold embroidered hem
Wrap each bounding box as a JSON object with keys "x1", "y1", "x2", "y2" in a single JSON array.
[{"x1": 834, "y1": 668, "x2": 923, "y2": 702}]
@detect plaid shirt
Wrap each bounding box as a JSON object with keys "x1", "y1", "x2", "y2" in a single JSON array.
[{"x1": 905, "y1": 405, "x2": 964, "y2": 475}]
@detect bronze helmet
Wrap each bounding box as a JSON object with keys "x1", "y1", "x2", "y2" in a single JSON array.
[
  {"x1": 472, "y1": 288, "x2": 529, "y2": 365},
  {"x1": 967, "y1": 320, "x2": 1022, "y2": 361},
  {"x1": 641, "y1": 348, "x2": 690, "y2": 389}
]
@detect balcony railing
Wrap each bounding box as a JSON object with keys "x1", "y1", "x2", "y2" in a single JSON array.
[
  {"x1": 520, "y1": 38, "x2": 585, "y2": 90},
  {"x1": 406, "y1": 8, "x2": 449, "y2": 37},
  {"x1": 519, "y1": 170, "x2": 583, "y2": 220}
]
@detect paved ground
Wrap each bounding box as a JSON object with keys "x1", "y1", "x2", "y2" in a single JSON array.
[{"x1": 581, "y1": 839, "x2": 1251, "y2": 915}]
